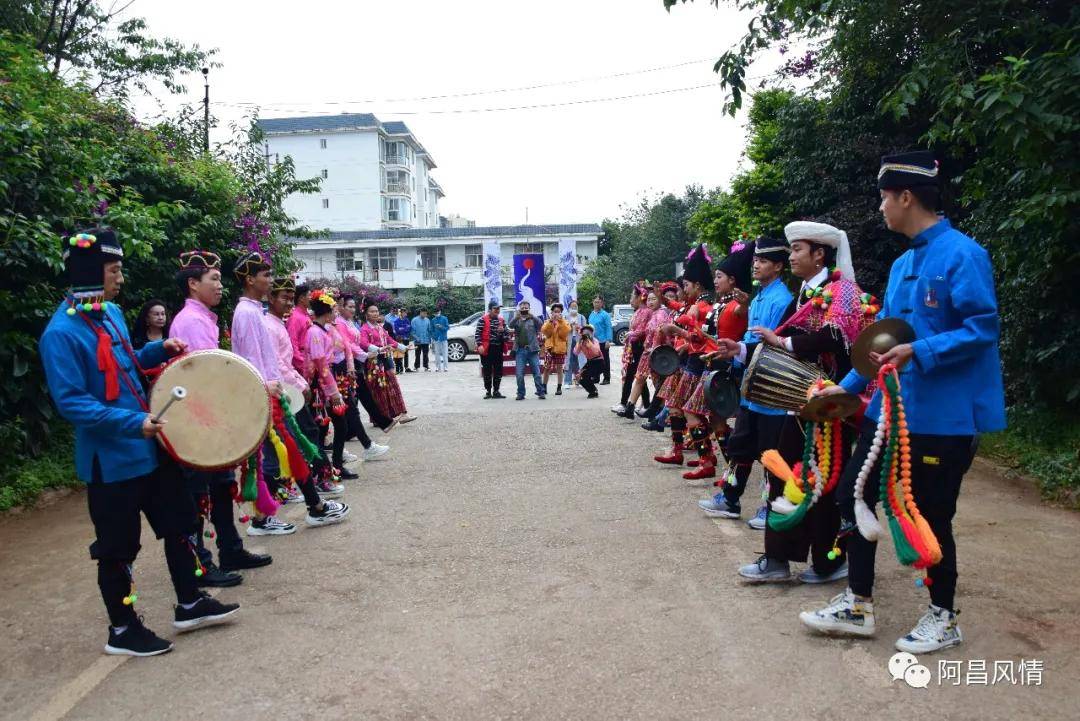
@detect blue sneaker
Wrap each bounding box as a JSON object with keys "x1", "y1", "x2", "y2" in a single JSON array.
[
  {"x1": 747, "y1": 505, "x2": 768, "y2": 530},
  {"x1": 738, "y1": 554, "x2": 791, "y2": 583},
  {"x1": 698, "y1": 493, "x2": 741, "y2": 518},
  {"x1": 798, "y1": 562, "x2": 849, "y2": 584}
]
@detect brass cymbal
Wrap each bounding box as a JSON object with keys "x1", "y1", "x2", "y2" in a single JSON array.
[
  {"x1": 799, "y1": 392, "x2": 863, "y2": 423},
  {"x1": 851, "y1": 318, "x2": 916, "y2": 377}
]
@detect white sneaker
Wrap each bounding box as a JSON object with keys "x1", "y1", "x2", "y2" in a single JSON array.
[
  {"x1": 283, "y1": 485, "x2": 304, "y2": 504},
  {"x1": 895, "y1": 605, "x2": 963, "y2": 654},
  {"x1": 610, "y1": 403, "x2": 626, "y2": 413},
  {"x1": 799, "y1": 588, "x2": 876, "y2": 637},
  {"x1": 397, "y1": 414, "x2": 417, "y2": 424},
  {"x1": 306, "y1": 500, "x2": 350, "y2": 527},
  {"x1": 362, "y1": 443, "x2": 390, "y2": 461},
  {"x1": 342, "y1": 450, "x2": 359, "y2": 463},
  {"x1": 246, "y1": 516, "x2": 296, "y2": 536}
]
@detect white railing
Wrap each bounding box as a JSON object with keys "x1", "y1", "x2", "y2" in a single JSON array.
[
  {"x1": 384, "y1": 182, "x2": 410, "y2": 194},
  {"x1": 383, "y1": 155, "x2": 408, "y2": 166}
]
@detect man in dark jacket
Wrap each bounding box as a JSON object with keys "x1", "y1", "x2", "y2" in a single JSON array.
[{"x1": 475, "y1": 301, "x2": 508, "y2": 399}]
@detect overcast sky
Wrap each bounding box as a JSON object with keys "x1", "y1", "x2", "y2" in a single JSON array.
[{"x1": 131, "y1": 0, "x2": 783, "y2": 226}]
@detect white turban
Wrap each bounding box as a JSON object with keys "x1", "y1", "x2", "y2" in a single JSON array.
[{"x1": 783, "y1": 221, "x2": 855, "y2": 282}]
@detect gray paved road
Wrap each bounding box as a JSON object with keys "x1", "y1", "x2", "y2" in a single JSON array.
[{"x1": 1, "y1": 351, "x2": 1078, "y2": 720}]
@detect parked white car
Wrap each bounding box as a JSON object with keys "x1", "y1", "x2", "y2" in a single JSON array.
[{"x1": 446, "y1": 309, "x2": 516, "y2": 362}]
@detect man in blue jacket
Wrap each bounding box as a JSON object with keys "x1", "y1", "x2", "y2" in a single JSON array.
[
  {"x1": 390, "y1": 306, "x2": 413, "y2": 373},
  {"x1": 588, "y1": 296, "x2": 613, "y2": 384},
  {"x1": 800, "y1": 151, "x2": 1006, "y2": 654},
  {"x1": 410, "y1": 308, "x2": 433, "y2": 371},
  {"x1": 40, "y1": 228, "x2": 240, "y2": 657},
  {"x1": 430, "y1": 308, "x2": 451, "y2": 372}
]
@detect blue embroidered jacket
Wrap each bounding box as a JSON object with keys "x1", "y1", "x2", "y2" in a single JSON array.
[
  {"x1": 41, "y1": 301, "x2": 169, "y2": 483},
  {"x1": 840, "y1": 218, "x2": 1006, "y2": 435},
  {"x1": 737, "y1": 277, "x2": 794, "y2": 415}
]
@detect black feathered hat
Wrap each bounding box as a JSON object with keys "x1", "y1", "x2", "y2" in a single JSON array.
[
  {"x1": 878, "y1": 150, "x2": 939, "y2": 190},
  {"x1": 682, "y1": 244, "x2": 715, "y2": 292},
  {"x1": 715, "y1": 239, "x2": 755, "y2": 292},
  {"x1": 753, "y1": 235, "x2": 790, "y2": 263},
  {"x1": 63, "y1": 227, "x2": 123, "y2": 295}
]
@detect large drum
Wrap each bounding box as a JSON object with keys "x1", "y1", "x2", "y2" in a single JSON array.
[
  {"x1": 740, "y1": 344, "x2": 824, "y2": 413},
  {"x1": 149, "y1": 349, "x2": 270, "y2": 470},
  {"x1": 650, "y1": 345, "x2": 680, "y2": 377}
]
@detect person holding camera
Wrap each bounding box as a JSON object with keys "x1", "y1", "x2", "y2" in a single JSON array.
[
  {"x1": 574, "y1": 325, "x2": 605, "y2": 398},
  {"x1": 509, "y1": 300, "x2": 545, "y2": 401}
]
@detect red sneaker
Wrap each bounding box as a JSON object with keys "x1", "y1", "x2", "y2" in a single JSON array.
[{"x1": 682, "y1": 464, "x2": 716, "y2": 481}]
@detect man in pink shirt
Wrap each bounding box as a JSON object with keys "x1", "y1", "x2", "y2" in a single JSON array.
[
  {"x1": 286, "y1": 284, "x2": 312, "y2": 377},
  {"x1": 232, "y1": 252, "x2": 350, "y2": 530},
  {"x1": 169, "y1": 250, "x2": 271, "y2": 586}
]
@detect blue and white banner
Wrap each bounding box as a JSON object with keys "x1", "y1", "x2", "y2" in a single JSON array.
[
  {"x1": 482, "y1": 241, "x2": 502, "y2": 308},
  {"x1": 512, "y1": 253, "x2": 546, "y2": 318},
  {"x1": 557, "y1": 237, "x2": 578, "y2": 309}
]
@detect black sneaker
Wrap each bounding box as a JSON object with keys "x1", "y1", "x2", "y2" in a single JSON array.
[
  {"x1": 484, "y1": 392, "x2": 492, "y2": 399},
  {"x1": 197, "y1": 560, "x2": 243, "y2": 587},
  {"x1": 339, "y1": 469, "x2": 359, "y2": 480},
  {"x1": 218, "y1": 549, "x2": 272, "y2": 572},
  {"x1": 104, "y1": 619, "x2": 173, "y2": 657},
  {"x1": 492, "y1": 392, "x2": 506, "y2": 399},
  {"x1": 173, "y1": 593, "x2": 240, "y2": 632}
]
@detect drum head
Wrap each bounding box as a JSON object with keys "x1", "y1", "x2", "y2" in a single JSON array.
[
  {"x1": 149, "y1": 350, "x2": 270, "y2": 470},
  {"x1": 283, "y1": 383, "x2": 305, "y2": 413},
  {"x1": 651, "y1": 345, "x2": 680, "y2": 377},
  {"x1": 704, "y1": 371, "x2": 741, "y2": 418}
]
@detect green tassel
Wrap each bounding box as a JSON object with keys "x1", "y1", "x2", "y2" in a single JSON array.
[
  {"x1": 767, "y1": 493, "x2": 811, "y2": 531},
  {"x1": 888, "y1": 515, "x2": 921, "y2": 566},
  {"x1": 241, "y1": 453, "x2": 258, "y2": 502},
  {"x1": 280, "y1": 396, "x2": 320, "y2": 462}
]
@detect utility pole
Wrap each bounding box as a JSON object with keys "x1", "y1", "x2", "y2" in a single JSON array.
[
  {"x1": 201, "y1": 67, "x2": 210, "y2": 154},
  {"x1": 264, "y1": 142, "x2": 271, "y2": 168}
]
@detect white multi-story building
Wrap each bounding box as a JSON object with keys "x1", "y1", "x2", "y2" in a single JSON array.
[
  {"x1": 290, "y1": 224, "x2": 601, "y2": 295},
  {"x1": 259, "y1": 113, "x2": 443, "y2": 231},
  {"x1": 260, "y1": 113, "x2": 602, "y2": 291}
]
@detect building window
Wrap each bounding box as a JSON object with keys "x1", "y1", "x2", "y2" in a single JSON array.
[
  {"x1": 514, "y1": 242, "x2": 544, "y2": 254},
  {"x1": 382, "y1": 197, "x2": 411, "y2": 222},
  {"x1": 420, "y1": 246, "x2": 445, "y2": 280},
  {"x1": 368, "y1": 247, "x2": 397, "y2": 271},
  {"x1": 319, "y1": 139, "x2": 327, "y2": 149},
  {"x1": 335, "y1": 249, "x2": 363, "y2": 272},
  {"x1": 464, "y1": 244, "x2": 483, "y2": 268},
  {"x1": 384, "y1": 169, "x2": 410, "y2": 194},
  {"x1": 322, "y1": 199, "x2": 329, "y2": 209},
  {"x1": 321, "y1": 169, "x2": 328, "y2": 179}
]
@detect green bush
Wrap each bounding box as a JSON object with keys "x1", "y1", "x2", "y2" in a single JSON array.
[
  {"x1": 0, "y1": 424, "x2": 78, "y2": 512},
  {"x1": 981, "y1": 408, "x2": 1080, "y2": 508}
]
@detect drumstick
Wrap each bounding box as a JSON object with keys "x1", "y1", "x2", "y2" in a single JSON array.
[{"x1": 153, "y1": 385, "x2": 187, "y2": 422}]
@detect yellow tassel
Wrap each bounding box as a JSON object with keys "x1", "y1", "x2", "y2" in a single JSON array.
[
  {"x1": 783, "y1": 477, "x2": 806, "y2": 504},
  {"x1": 268, "y1": 428, "x2": 293, "y2": 481}
]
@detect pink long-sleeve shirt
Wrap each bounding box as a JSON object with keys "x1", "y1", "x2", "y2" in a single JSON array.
[
  {"x1": 627, "y1": 305, "x2": 653, "y2": 344},
  {"x1": 286, "y1": 306, "x2": 312, "y2": 376},
  {"x1": 333, "y1": 317, "x2": 369, "y2": 368},
  {"x1": 306, "y1": 322, "x2": 339, "y2": 398},
  {"x1": 263, "y1": 313, "x2": 308, "y2": 392},
  {"x1": 230, "y1": 297, "x2": 281, "y2": 383},
  {"x1": 358, "y1": 321, "x2": 393, "y2": 354},
  {"x1": 645, "y1": 307, "x2": 672, "y2": 351},
  {"x1": 169, "y1": 298, "x2": 219, "y2": 351}
]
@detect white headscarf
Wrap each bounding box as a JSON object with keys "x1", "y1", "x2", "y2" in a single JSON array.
[{"x1": 783, "y1": 221, "x2": 855, "y2": 282}]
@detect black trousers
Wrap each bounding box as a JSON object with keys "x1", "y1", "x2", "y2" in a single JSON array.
[
  {"x1": 183, "y1": 468, "x2": 243, "y2": 565},
  {"x1": 87, "y1": 456, "x2": 200, "y2": 627},
  {"x1": 579, "y1": 358, "x2": 604, "y2": 395},
  {"x1": 722, "y1": 407, "x2": 788, "y2": 507},
  {"x1": 332, "y1": 361, "x2": 372, "y2": 453},
  {"x1": 481, "y1": 347, "x2": 504, "y2": 392},
  {"x1": 414, "y1": 343, "x2": 429, "y2": 369},
  {"x1": 354, "y1": 374, "x2": 393, "y2": 431},
  {"x1": 763, "y1": 418, "x2": 854, "y2": 573},
  {"x1": 600, "y1": 342, "x2": 611, "y2": 382},
  {"x1": 620, "y1": 340, "x2": 649, "y2": 406},
  {"x1": 394, "y1": 353, "x2": 405, "y2": 374},
  {"x1": 837, "y1": 421, "x2": 975, "y2": 611}
]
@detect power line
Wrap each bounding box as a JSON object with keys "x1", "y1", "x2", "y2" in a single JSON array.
[
  {"x1": 224, "y1": 57, "x2": 718, "y2": 109},
  {"x1": 211, "y1": 82, "x2": 724, "y2": 117}
]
